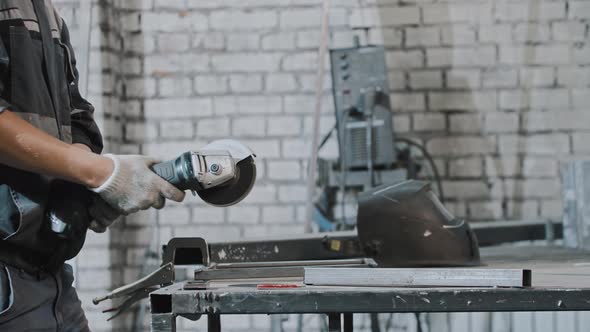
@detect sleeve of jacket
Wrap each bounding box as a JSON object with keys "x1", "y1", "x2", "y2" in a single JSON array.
[{"x1": 61, "y1": 19, "x2": 104, "y2": 154}]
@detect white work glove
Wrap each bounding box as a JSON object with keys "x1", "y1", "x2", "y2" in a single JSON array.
[
  {"x1": 88, "y1": 195, "x2": 121, "y2": 233},
  {"x1": 91, "y1": 154, "x2": 185, "y2": 215}
]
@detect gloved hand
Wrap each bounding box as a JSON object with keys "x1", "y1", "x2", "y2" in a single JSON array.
[
  {"x1": 90, "y1": 154, "x2": 185, "y2": 215},
  {"x1": 88, "y1": 195, "x2": 121, "y2": 233}
]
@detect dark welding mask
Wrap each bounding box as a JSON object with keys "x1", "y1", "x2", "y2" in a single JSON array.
[{"x1": 357, "y1": 180, "x2": 480, "y2": 267}]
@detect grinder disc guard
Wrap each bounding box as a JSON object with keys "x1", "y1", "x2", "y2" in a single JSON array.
[
  {"x1": 357, "y1": 180, "x2": 480, "y2": 267},
  {"x1": 197, "y1": 157, "x2": 256, "y2": 207}
]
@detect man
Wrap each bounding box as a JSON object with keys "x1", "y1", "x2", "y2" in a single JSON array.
[{"x1": 0, "y1": 1, "x2": 185, "y2": 330}]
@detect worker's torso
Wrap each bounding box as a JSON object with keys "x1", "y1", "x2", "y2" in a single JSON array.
[{"x1": 0, "y1": 0, "x2": 77, "y2": 271}]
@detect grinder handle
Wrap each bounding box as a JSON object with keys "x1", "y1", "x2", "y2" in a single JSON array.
[
  {"x1": 152, "y1": 158, "x2": 183, "y2": 189},
  {"x1": 152, "y1": 152, "x2": 197, "y2": 191}
]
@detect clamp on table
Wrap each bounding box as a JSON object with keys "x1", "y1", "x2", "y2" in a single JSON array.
[{"x1": 92, "y1": 238, "x2": 209, "y2": 320}]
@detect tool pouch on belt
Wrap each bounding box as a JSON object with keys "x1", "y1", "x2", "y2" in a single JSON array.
[{"x1": 44, "y1": 180, "x2": 90, "y2": 266}]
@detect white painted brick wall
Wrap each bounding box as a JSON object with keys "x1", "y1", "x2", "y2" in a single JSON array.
[
  {"x1": 196, "y1": 118, "x2": 231, "y2": 137},
  {"x1": 195, "y1": 75, "x2": 228, "y2": 94},
  {"x1": 210, "y1": 11, "x2": 277, "y2": 31},
  {"x1": 212, "y1": 53, "x2": 282, "y2": 72},
  {"x1": 412, "y1": 113, "x2": 446, "y2": 131},
  {"x1": 159, "y1": 77, "x2": 192, "y2": 97},
  {"x1": 427, "y1": 137, "x2": 496, "y2": 156},
  {"x1": 410, "y1": 70, "x2": 443, "y2": 89},
  {"x1": 498, "y1": 134, "x2": 570, "y2": 155},
  {"x1": 486, "y1": 156, "x2": 520, "y2": 177},
  {"x1": 484, "y1": 113, "x2": 519, "y2": 133},
  {"x1": 500, "y1": 45, "x2": 571, "y2": 65},
  {"x1": 522, "y1": 157, "x2": 558, "y2": 177},
  {"x1": 426, "y1": 46, "x2": 496, "y2": 67},
  {"x1": 226, "y1": 33, "x2": 261, "y2": 51},
  {"x1": 406, "y1": 27, "x2": 440, "y2": 47},
  {"x1": 469, "y1": 201, "x2": 503, "y2": 220},
  {"x1": 266, "y1": 73, "x2": 298, "y2": 92},
  {"x1": 449, "y1": 157, "x2": 483, "y2": 178},
  {"x1": 350, "y1": 7, "x2": 420, "y2": 27},
  {"x1": 482, "y1": 68, "x2": 518, "y2": 88},
  {"x1": 446, "y1": 69, "x2": 481, "y2": 89},
  {"x1": 520, "y1": 67, "x2": 555, "y2": 87},
  {"x1": 449, "y1": 114, "x2": 483, "y2": 133},
  {"x1": 429, "y1": 92, "x2": 497, "y2": 111},
  {"x1": 56, "y1": 0, "x2": 590, "y2": 330},
  {"x1": 441, "y1": 25, "x2": 476, "y2": 45}
]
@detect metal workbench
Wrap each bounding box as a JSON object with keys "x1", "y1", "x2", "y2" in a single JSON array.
[{"x1": 149, "y1": 245, "x2": 590, "y2": 332}]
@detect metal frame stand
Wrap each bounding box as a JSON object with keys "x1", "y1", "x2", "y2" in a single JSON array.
[
  {"x1": 151, "y1": 313, "x2": 176, "y2": 332},
  {"x1": 344, "y1": 313, "x2": 353, "y2": 332},
  {"x1": 327, "y1": 313, "x2": 354, "y2": 332},
  {"x1": 328, "y1": 313, "x2": 341, "y2": 332},
  {"x1": 149, "y1": 312, "x2": 353, "y2": 332},
  {"x1": 208, "y1": 314, "x2": 221, "y2": 332}
]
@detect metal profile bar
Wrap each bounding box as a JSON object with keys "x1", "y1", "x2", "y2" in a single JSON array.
[
  {"x1": 343, "y1": 313, "x2": 353, "y2": 332},
  {"x1": 304, "y1": 268, "x2": 532, "y2": 288},
  {"x1": 212, "y1": 258, "x2": 372, "y2": 269},
  {"x1": 472, "y1": 220, "x2": 563, "y2": 246},
  {"x1": 208, "y1": 314, "x2": 221, "y2": 332},
  {"x1": 196, "y1": 266, "x2": 305, "y2": 280},
  {"x1": 195, "y1": 261, "x2": 372, "y2": 281},
  {"x1": 328, "y1": 313, "x2": 342, "y2": 332},
  {"x1": 208, "y1": 232, "x2": 361, "y2": 264}
]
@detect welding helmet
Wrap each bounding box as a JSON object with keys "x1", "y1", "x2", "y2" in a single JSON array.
[{"x1": 357, "y1": 180, "x2": 480, "y2": 267}]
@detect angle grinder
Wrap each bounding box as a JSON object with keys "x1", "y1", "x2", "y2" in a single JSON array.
[
  {"x1": 151, "y1": 139, "x2": 257, "y2": 206},
  {"x1": 48, "y1": 139, "x2": 256, "y2": 241}
]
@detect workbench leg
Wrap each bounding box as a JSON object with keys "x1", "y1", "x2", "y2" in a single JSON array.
[
  {"x1": 151, "y1": 313, "x2": 176, "y2": 332},
  {"x1": 328, "y1": 313, "x2": 342, "y2": 332},
  {"x1": 343, "y1": 313, "x2": 353, "y2": 332},
  {"x1": 208, "y1": 314, "x2": 221, "y2": 332},
  {"x1": 370, "y1": 313, "x2": 381, "y2": 332}
]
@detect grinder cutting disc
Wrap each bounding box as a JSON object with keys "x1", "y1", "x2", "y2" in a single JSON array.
[{"x1": 197, "y1": 156, "x2": 257, "y2": 207}]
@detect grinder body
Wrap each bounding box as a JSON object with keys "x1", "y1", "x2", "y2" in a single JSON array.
[
  {"x1": 152, "y1": 139, "x2": 256, "y2": 207},
  {"x1": 152, "y1": 151, "x2": 238, "y2": 192}
]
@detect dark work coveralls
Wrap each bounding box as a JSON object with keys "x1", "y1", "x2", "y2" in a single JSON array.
[{"x1": 0, "y1": 1, "x2": 103, "y2": 331}]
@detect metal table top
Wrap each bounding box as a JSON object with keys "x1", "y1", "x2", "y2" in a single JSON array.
[{"x1": 151, "y1": 245, "x2": 590, "y2": 316}]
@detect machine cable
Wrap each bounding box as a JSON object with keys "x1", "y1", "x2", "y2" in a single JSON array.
[{"x1": 395, "y1": 137, "x2": 445, "y2": 204}]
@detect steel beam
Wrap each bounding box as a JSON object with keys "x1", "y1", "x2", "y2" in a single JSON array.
[
  {"x1": 158, "y1": 285, "x2": 590, "y2": 315},
  {"x1": 208, "y1": 221, "x2": 564, "y2": 266},
  {"x1": 209, "y1": 232, "x2": 361, "y2": 263}
]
